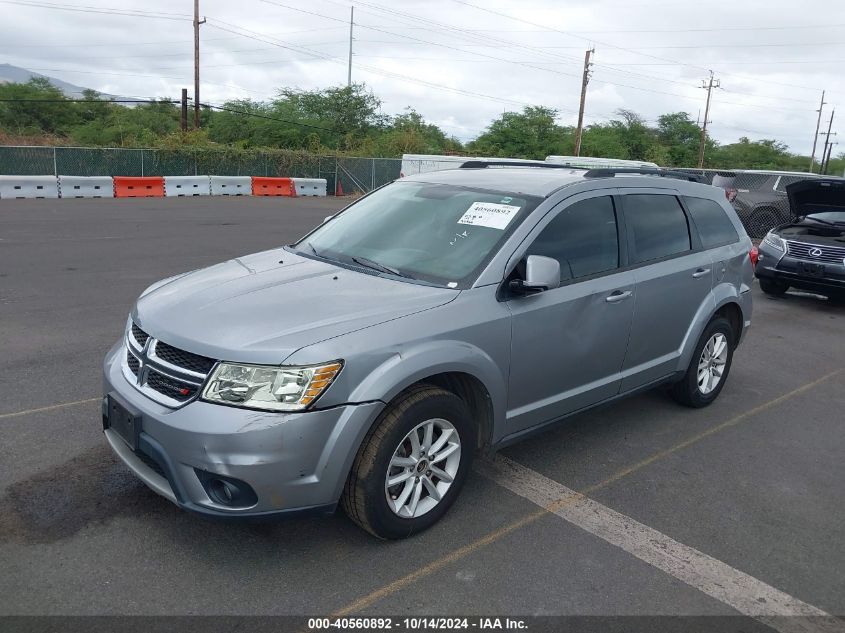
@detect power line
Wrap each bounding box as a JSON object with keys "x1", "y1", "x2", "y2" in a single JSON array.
[
  {"x1": 257, "y1": 0, "x2": 586, "y2": 81},
  {"x1": 449, "y1": 0, "x2": 826, "y2": 93},
  {"x1": 0, "y1": 0, "x2": 192, "y2": 20},
  {"x1": 203, "y1": 19, "x2": 572, "y2": 110},
  {"x1": 0, "y1": 98, "x2": 179, "y2": 103},
  {"x1": 309, "y1": 0, "x2": 822, "y2": 110}
]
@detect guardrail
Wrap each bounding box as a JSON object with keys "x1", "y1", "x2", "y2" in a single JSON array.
[
  {"x1": 293, "y1": 177, "x2": 328, "y2": 197},
  {"x1": 0, "y1": 175, "x2": 327, "y2": 200},
  {"x1": 0, "y1": 175, "x2": 60, "y2": 199},
  {"x1": 164, "y1": 176, "x2": 211, "y2": 197},
  {"x1": 210, "y1": 175, "x2": 252, "y2": 196},
  {"x1": 58, "y1": 175, "x2": 114, "y2": 198}
]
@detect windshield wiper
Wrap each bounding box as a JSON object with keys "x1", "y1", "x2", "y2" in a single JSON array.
[
  {"x1": 350, "y1": 256, "x2": 413, "y2": 279},
  {"x1": 299, "y1": 241, "x2": 329, "y2": 258}
]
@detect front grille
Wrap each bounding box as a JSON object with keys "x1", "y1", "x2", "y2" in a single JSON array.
[
  {"x1": 124, "y1": 321, "x2": 216, "y2": 407},
  {"x1": 126, "y1": 350, "x2": 140, "y2": 376},
  {"x1": 146, "y1": 369, "x2": 198, "y2": 402},
  {"x1": 154, "y1": 341, "x2": 215, "y2": 374},
  {"x1": 786, "y1": 240, "x2": 845, "y2": 264},
  {"x1": 131, "y1": 323, "x2": 150, "y2": 348}
]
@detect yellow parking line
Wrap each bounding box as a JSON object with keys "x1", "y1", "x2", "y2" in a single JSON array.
[
  {"x1": 331, "y1": 367, "x2": 844, "y2": 617},
  {"x1": 0, "y1": 397, "x2": 100, "y2": 420}
]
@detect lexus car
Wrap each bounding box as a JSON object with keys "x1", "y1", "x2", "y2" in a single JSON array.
[{"x1": 755, "y1": 178, "x2": 845, "y2": 300}]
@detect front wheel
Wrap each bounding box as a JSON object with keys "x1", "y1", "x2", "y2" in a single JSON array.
[
  {"x1": 670, "y1": 317, "x2": 735, "y2": 408},
  {"x1": 341, "y1": 385, "x2": 474, "y2": 539}
]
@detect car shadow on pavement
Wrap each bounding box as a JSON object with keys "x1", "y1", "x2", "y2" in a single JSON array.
[{"x1": 0, "y1": 442, "x2": 366, "y2": 548}]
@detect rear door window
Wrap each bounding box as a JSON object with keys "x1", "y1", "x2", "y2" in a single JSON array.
[
  {"x1": 623, "y1": 194, "x2": 691, "y2": 264},
  {"x1": 683, "y1": 196, "x2": 740, "y2": 248},
  {"x1": 526, "y1": 196, "x2": 619, "y2": 282}
]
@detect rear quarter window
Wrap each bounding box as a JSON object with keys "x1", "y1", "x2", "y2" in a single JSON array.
[
  {"x1": 623, "y1": 194, "x2": 691, "y2": 264},
  {"x1": 683, "y1": 196, "x2": 740, "y2": 248}
]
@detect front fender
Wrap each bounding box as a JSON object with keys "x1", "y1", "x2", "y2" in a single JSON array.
[{"x1": 347, "y1": 340, "x2": 507, "y2": 432}]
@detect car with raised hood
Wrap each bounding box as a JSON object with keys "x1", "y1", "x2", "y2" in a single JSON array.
[
  {"x1": 755, "y1": 177, "x2": 845, "y2": 300},
  {"x1": 103, "y1": 162, "x2": 753, "y2": 539}
]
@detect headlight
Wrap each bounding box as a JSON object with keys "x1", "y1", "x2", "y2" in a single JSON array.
[
  {"x1": 201, "y1": 360, "x2": 342, "y2": 412},
  {"x1": 762, "y1": 231, "x2": 786, "y2": 252}
]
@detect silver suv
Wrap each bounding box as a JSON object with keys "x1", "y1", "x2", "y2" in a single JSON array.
[{"x1": 102, "y1": 164, "x2": 754, "y2": 539}]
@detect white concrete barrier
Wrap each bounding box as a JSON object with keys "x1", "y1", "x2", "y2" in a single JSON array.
[
  {"x1": 0, "y1": 175, "x2": 59, "y2": 199},
  {"x1": 292, "y1": 177, "x2": 327, "y2": 197},
  {"x1": 165, "y1": 175, "x2": 211, "y2": 197},
  {"x1": 58, "y1": 175, "x2": 114, "y2": 198},
  {"x1": 210, "y1": 175, "x2": 251, "y2": 196}
]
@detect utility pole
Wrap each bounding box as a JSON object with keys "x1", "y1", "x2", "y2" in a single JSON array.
[
  {"x1": 809, "y1": 90, "x2": 826, "y2": 173},
  {"x1": 180, "y1": 88, "x2": 188, "y2": 132},
  {"x1": 193, "y1": 0, "x2": 206, "y2": 129},
  {"x1": 823, "y1": 142, "x2": 838, "y2": 175},
  {"x1": 347, "y1": 6, "x2": 354, "y2": 87},
  {"x1": 697, "y1": 70, "x2": 720, "y2": 169},
  {"x1": 820, "y1": 108, "x2": 836, "y2": 174},
  {"x1": 573, "y1": 47, "x2": 594, "y2": 157}
]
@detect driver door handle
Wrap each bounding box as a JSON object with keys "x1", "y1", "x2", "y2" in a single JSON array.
[
  {"x1": 692, "y1": 268, "x2": 711, "y2": 278},
  {"x1": 606, "y1": 290, "x2": 633, "y2": 303}
]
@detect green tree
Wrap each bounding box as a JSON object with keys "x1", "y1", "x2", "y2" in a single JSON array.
[
  {"x1": 656, "y1": 112, "x2": 708, "y2": 167},
  {"x1": 468, "y1": 106, "x2": 573, "y2": 158},
  {"x1": 0, "y1": 78, "x2": 77, "y2": 135},
  {"x1": 580, "y1": 110, "x2": 661, "y2": 162},
  {"x1": 375, "y1": 108, "x2": 461, "y2": 156}
]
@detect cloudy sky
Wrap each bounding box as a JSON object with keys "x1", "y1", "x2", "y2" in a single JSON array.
[{"x1": 2, "y1": 0, "x2": 844, "y2": 155}]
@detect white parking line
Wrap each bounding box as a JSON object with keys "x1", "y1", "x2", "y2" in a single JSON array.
[{"x1": 476, "y1": 455, "x2": 845, "y2": 633}]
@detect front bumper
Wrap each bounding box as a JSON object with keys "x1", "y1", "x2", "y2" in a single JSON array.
[
  {"x1": 755, "y1": 242, "x2": 845, "y2": 294},
  {"x1": 102, "y1": 342, "x2": 384, "y2": 518}
]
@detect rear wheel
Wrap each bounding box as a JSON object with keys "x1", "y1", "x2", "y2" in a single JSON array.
[
  {"x1": 341, "y1": 385, "x2": 474, "y2": 539},
  {"x1": 759, "y1": 278, "x2": 789, "y2": 296},
  {"x1": 670, "y1": 316, "x2": 735, "y2": 408}
]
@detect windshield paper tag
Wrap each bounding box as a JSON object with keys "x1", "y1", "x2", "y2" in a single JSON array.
[{"x1": 458, "y1": 202, "x2": 521, "y2": 230}]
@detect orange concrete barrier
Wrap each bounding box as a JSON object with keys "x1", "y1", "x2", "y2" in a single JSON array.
[
  {"x1": 113, "y1": 176, "x2": 165, "y2": 198},
  {"x1": 251, "y1": 177, "x2": 295, "y2": 197}
]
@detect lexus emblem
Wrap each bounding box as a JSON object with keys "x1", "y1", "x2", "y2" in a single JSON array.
[{"x1": 809, "y1": 247, "x2": 823, "y2": 257}]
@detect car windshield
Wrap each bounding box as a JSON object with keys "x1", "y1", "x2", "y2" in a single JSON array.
[
  {"x1": 295, "y1": 181, "x2": 540, "y2": 287},
  {"x1": 806, "y1": 211, "x2": 845, "y2": 224}
]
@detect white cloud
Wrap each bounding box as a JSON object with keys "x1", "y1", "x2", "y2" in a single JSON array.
[{"x1": 1, "y1": 0, "x2": 843, "y2": 154}]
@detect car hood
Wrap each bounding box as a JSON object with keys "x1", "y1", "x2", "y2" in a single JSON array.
[
  {"x1": 132, "y1": 248, "x2": 457, "y2": 365},
  {"x1": 786, "y1": 178, "x2": 845, "y2": 220}
]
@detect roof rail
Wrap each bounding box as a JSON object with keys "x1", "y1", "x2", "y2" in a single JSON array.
[
  {"x1": 459, "y1": 160, "x2": 578, "y2": 170},
  {"x1": 583, "y1": 168, "x2": 704, "y2": 183}
]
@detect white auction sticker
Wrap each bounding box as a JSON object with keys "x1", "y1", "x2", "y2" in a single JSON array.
[{"x1": 457, "y1": 202, "x2": 521, "y2": 230}]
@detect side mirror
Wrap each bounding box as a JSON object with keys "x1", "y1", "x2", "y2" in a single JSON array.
[
  {"x1": 510, "y1": 255, "x2": 560, "y2": 294},
  {"x1": 323, "y1": 215, "x2": 333, "y2": 224}
]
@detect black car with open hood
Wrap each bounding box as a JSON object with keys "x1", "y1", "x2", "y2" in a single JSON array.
[{"x1": 754, "y1": 178, "x2": 845, "y2": 299}]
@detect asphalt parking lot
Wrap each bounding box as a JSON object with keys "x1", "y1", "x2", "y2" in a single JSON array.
[{"x1": 1, "y1": 197, "x2": 844, "y2": 626}]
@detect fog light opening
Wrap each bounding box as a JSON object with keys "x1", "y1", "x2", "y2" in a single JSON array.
[
  {"x1": 209, "y1": 479, "x2": 236, "y2": 504},
  {"x1": 195, "y1": 469, "x2": 258, "y2": 508}
]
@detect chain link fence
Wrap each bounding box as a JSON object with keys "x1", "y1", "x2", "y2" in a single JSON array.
[
  {"x1": 0, "y1": 146, "x2": 407, "y2": 197},
  {"x1": 0, "y1": 146, "x2": 817, "y2": 237}
]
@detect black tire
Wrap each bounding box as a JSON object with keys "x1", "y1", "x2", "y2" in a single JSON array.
[
  {"x1": 341, "y1": 384, "x2": 474, "y2": 539},
  {"x1": 670, "y1": 316, "x2": 735, "y2": 408},
  {"x1": 759, "y1": 278, "x2": 789, "y2": 296}
]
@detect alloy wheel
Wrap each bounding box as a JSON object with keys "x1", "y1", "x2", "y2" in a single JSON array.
[
  {"x1": 384, "y1": 418, "x2": 461, "y2": 518},
  {"x1": 697, "y1": 332, "x2": 728, "y2": 395}
]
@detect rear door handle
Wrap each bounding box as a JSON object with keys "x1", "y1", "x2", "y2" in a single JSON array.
[
  {"x1": 606, "y1": 290, "x2": 633, "y2": 303},
  {"x1": 692, "y1": 268, "x2": 711, "y2": 278}
]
